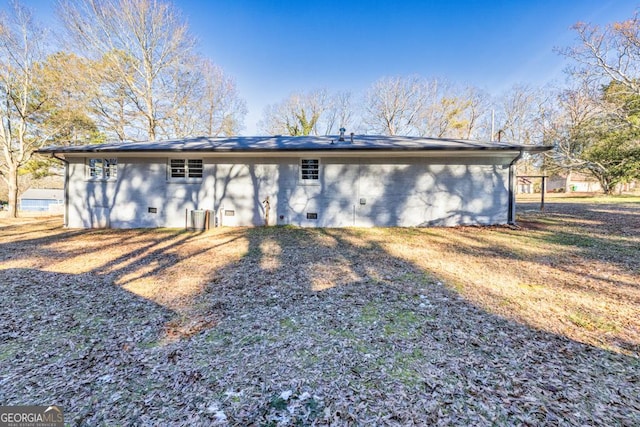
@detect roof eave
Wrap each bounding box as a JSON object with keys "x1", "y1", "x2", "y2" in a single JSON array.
[{"x1": 37, "y1": 144, "x2": 554, "y2": 155}]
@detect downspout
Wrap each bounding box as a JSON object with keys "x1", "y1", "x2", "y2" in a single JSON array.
[
  {"x1": 507, "y1": 150, "x2": 524, "y2": 225},
  {"x1": 52, "y1": 153, "x2": 69, "y2": 228}
]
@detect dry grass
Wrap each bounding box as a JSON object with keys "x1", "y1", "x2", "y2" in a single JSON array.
[
  {"x1": 0, "y1": 199, "x2": 639, "y2": 425},
  {"x1": 380, "y1": 203, "x2": 640, "y2": 355}
]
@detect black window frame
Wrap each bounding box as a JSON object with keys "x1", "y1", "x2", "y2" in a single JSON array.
[
  {"x1": 300, "y1": 158, "x2": 320, "y2": 182},
  {"x1": 169, "y1": 158, "x2": 203, "y2": 179}
]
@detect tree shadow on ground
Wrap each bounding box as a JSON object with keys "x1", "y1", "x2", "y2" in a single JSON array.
[
  {"x1": 168, "y1": 226, "x2": 639, "y2": 425},
  {"x1": 0, "y1": 219, "x2": 639, "y2": 425},
  {"x1": 0, "y1": 268, "x2": 174, "y2": 424}
]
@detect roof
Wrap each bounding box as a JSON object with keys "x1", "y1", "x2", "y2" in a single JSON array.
[
  {"x1": 20, "y1": 188, "x2": 64, "y2": 200},
  {"x1": 37, "y1": 135, "x2": 553, "y2": 155}
]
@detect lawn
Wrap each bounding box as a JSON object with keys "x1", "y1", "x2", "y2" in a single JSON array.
[{"x1": 0, "y1": 197, "x2": 638, "y2": 425}]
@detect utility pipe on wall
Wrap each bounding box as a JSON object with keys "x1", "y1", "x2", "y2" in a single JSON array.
[{"x1": 507, "y1": 151, "x2": 524, "y2": 225}]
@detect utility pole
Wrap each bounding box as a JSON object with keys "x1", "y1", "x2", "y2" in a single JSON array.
[{"x1": 491, "y1": 109, "x2": 495, "y2": 141}]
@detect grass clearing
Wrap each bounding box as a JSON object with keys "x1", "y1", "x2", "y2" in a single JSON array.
[{"x1": 0, "y1": 198, "x2": 639, "y2": 425}]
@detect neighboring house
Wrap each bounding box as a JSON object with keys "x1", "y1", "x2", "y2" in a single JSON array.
[
  {"x1": 19, "y1": 188, "x2": 64, "y2": 212},
  {"x1": 37, "y1": 135, "x2": 550, "y2": 229},
  {"x1": 516, "y1": 175, "x2": 549, "y2": 194},
  {"x1": 547, "y1": 172, "x2": 602, "y2": 193},
  {"x1": 517, "y1": 176, "x2": 535, "y2": 194}
]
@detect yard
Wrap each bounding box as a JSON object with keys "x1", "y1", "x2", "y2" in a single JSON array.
[{"x1": 0, "y1": 197, "x2": 638, "y2": 425}]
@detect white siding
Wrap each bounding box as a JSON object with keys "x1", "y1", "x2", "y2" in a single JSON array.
[{"x1": 66, "y1": 155, "x2": 512, "y2": 228}]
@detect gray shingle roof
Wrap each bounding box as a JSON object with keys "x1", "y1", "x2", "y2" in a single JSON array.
[
  {"x1": 37, "y1": 135, "x2": 552, "y2": 154},
  {"x1": 20, "y1": 188, "x2": 64, "y2": 200}
]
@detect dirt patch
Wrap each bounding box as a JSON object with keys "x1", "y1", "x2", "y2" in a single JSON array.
[{"x1": 0, "y1": 200, "x2": 639, "y2": 425}]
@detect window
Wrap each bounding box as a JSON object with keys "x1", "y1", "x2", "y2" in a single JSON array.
[
  {"x1": 169, "y1": 159, "x2": 203, "y2": 179},
  {"x1": 300, "y1": 159, "x2": 319, "y2": 181},
  {"x1": 104, "y1": 158, "x2": 117, "y2": 179},
  {"x1": 88, "y1": 158, "x2": 117, "y2": 180}
]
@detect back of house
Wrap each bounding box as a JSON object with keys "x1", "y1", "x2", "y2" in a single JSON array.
[{"x1": 37, "y1": 135, "x2": 550, "y2": 229}]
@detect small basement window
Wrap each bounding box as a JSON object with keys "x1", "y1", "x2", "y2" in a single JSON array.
[
  {"x1": 87, "y1": 158, "x2": 117, "y2": 180},
  {"x1": 300, "y1": 158, "x2": 319, "y2": 182},
  {"x1": 169, "y1": 159, "x2": 203, "y2": 179}
]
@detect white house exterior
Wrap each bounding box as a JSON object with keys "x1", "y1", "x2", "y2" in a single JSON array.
[{"x1": 38, "y1": 135, "x2": 550, "y2": 229}]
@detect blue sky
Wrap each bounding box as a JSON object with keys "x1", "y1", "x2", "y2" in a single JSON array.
[{"x1": 19, "y1": 0, "x2": 639, "y2": 134}]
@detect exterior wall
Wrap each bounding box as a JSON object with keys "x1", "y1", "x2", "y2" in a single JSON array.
[
  {"x1": 67, "y1": 157, "x2": 216, "y2": 228},
  {"x1": 19, "y1": 198, "x2": 64, "y2": 212},
  {"x1": 569, "y1": 181, "x2": 602, "y2": 192},
  {"x1": 546, "y1": 173, "x2": 603, "y2": 193},
  {"x1": 66, "y1": 155, "x2": 512, "y2": 228},
  {"x1": 19, "y1": 189, "x2": 64, "y2": 212}
]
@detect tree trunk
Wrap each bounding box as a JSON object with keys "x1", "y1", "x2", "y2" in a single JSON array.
[
  {"x1": 147, "y1": 113, "x2": 156, "y2": 141},
  {"x1": 599, "y1": 176, "x2": 613, "y2": 194},
  {"x1": 7, "y1": 165, "x2": 18, "y2": 218}
]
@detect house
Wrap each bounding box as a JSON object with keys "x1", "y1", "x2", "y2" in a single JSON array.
[
  {"x1": 18, "y1": 188, "x2": 64, "y2": 212},
  {"x1": 547, "y1": 172, "x2": 602, "y2": 193},
  {"x1": 37, "y1": 135, "x2": 550, "y2": 229},
  {"x1": 517, "y1": 176, "x2": 536, "y2": 194}
]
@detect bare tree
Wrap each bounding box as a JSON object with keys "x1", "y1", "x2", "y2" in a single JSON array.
[
  {"x1": 0, "y1": 3, "x2": 44, "y2": 217},
  {"x1": 545, "y1": 80, "x2": 640, "y2": 193},
  {"x1": 413, "y1": 78, "x2": 447, "y2": 137},
  {"x1": 58, "y1": 0, "x2": 197, "y2": 141},
  {"x1": 552, "y1": 12, "x2": 640, "y2": 192},
  {"x1": 157, "y1": 59, "x2": 246, "y2": 138},
  {"x1": 544, "y1": 82, "x2": 602, "y2": 174},
  {"x1": 493, "y1": 84, "x2": 550, "y2": 144},
  {"x1": 560, "y1": 13, "x2": 640, "y2": 99},
  {"x1": 460, "y1": 85, "x2": 491, "y2": 140},
  {"x1": 89, "y1": 50, "x2": 143, "y2": 141},
  {"x1": 0, "y1": 2, "x2": 60, "y2": 217},
  {"x1": 322, "y1": 91, "x2": 355, "y2": 135},
  {"x1": 487, "y1": 84, "x2": 555, "y2": 176},
  {"x1": 363, "y1": 76, "x2": 489, "y2": 139},
  {"x1": 259, "y1": 89, "x2": 331, "y2": 136},
  {"x1": 195, "y1": 60, "x2": 247, "y2": 137},
  {"x1": 415, "y1": 79, "x2": 478, "y2": 139},
  {"x1": 362, "y1": 76, "x2": 429, "y2": 135}
]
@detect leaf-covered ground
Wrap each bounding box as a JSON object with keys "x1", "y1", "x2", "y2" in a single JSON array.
[{"x1": 0, "y1": 197, "x2": 638, "y2": 426}]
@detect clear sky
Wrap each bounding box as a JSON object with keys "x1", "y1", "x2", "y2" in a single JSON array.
[{"x1": 18, "y1": 0, "x2": 640, "y2": 134}]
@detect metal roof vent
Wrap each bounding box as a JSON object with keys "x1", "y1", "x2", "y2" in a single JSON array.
[{"x1": 339, "y1": 127, "x2": 346, "y2": 141}]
